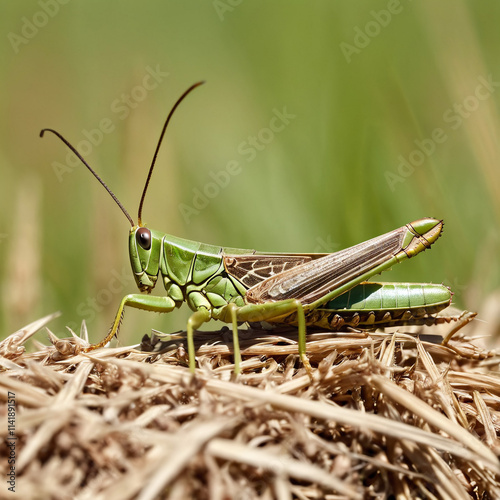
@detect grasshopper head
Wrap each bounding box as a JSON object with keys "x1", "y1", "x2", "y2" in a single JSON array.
[{"x1": 129, "y1": 226, "x2": 162, "y2": 292}]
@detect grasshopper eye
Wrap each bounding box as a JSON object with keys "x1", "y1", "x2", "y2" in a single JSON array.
[{"x1": 136, "y1": 227, "x2": 151, "y2": 250}]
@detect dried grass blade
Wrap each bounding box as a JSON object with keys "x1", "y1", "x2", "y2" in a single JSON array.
[
  {"x1": 417, "y1": 340, "x2": 468, "y2": 427},
  {"x1": 0, "y1": 374, "x2": 51, "y2": 408},
  {"x1": 206, "y1": 437, "x2": 362, "y2": 498},
  {"x1": 473, "y1": 390, "x2": 498, "y2": 447},
  {"x1": 135, "y1": 418, "x2": 236, "y2": 500},
  {"x1": 147, "y1": 366, "x2": 493, "y2": 465},
  {"x1": 369, "y1": 374, "x2": 499, "y2": 470}
]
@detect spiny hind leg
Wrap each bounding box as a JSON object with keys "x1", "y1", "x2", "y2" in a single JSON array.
[
  {"x1": 83, "y1": 294, "x2": 176, "y2": 352},
  {"x1": 221, "y1": 299, "x2": 311, "y2": 375}
]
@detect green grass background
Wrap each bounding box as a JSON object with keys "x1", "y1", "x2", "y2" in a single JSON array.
[{"x1": 1, "y1": 1, "x2": 499, "y2": 345}]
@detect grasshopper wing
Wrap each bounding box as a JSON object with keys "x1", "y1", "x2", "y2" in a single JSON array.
[
  {"x1": 245, "y1": 219, "x2": 443, "y2": 306},
  {"x1": 224, "y1": 254, "x2": 316, "y2": 288}
]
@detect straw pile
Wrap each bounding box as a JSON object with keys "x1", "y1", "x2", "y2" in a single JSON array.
[{"x1": 1, "y1": 311, "x2": 499, "y2": 499}]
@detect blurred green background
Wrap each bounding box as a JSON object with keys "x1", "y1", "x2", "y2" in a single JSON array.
[{"x1": 1, "y1": 0, "x2": 499, "y2": 345}]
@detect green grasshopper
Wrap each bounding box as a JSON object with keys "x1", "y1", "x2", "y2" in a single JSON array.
[{"x1": 42, "y1": 82, "x2": 455, "y2": 373}]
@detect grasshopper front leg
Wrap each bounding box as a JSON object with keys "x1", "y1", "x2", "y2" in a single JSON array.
[
  {"x1": 83, "y1": 293, "x2": 213, "y2": 372},
  {"x1": 83, "y1": 294, "x2": 176, "y2": 352}
]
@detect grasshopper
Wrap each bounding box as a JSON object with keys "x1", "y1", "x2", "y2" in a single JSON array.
[{"x1": 42, "y1": 82, "x2": 456, "y2": 373}]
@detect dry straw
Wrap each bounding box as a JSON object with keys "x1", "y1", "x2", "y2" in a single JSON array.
[{"x1": 1, "y1": 312, "x2": 499, "y2": 499}]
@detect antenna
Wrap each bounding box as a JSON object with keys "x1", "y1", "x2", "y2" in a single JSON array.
[
  {"x1": 40, "y1": 128, "x2": 135, "y2": 227},
  {"x1": 137, "y1": 81, "x2": 205, "y2": 226}
]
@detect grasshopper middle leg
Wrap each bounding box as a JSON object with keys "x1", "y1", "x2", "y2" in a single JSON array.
[{"x1": 210, "y1": 299, "x2": 309, "y2": 375}]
